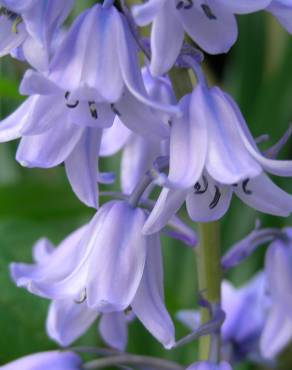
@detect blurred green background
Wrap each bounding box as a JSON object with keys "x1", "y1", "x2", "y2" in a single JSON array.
[{"x1": 0, "y1": 3, "x2": 292, "y2": 369}]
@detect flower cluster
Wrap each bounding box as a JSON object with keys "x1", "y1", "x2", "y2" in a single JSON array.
[{"x1": 1, "y1": 0, "x2": 292, "y2": 369}]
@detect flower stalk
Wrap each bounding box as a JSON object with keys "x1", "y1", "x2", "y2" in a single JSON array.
[
  {"x1": 196, "y1": 222, "x2": 221, "y2": 361},
  {"x1": 83, "y1": 354, "x2": 184, "y2": 370},
  {"x1": 169, "y1": 67, "x2": 222, "y2": 362}
]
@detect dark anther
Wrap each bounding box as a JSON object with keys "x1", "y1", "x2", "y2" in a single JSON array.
[
  {"x1": 65, "y1": 91, "x2": 79, "y2": 108},
  {"x1": 0, "y1": 6, "x2": 18, "y2": 20},
  {"x1": 0, "y1": 6, "x2": 22, "y2": 33},
  {"x1": 242, "y1": 178, "x2": 252, "y2": 195},
  {"x1": 74, "y1": 289, "x2": 87, "y2": 304},
  {"x1": 209, "y1": 186, "x2": 221, "y2": 209},
  {"x1": 176, "y1": 0, "x2": 193, "y2": 10},
  {"x1": 88, "y1": 101, "x2": 98, "y2": 119},
  {"x1": 124, "y1": 306, "x2": 133, "y2": 315},
  {"x1": 201, "y1": 4, "x2": 217, "y2": 20},
  {"x1": 194, "y1": 175, "x2": 208, "y2": 194},
  {"x1": 110, "y1": 103, "x2": 121, "y2": 117}
]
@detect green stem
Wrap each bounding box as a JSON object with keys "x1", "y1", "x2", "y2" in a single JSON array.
[
  {"x1": 196, "y1": 222, "x2": 221, "y2": 361},
  {"x1": 83, "y1": 354, "x2": 184, "y2": 370},
  {"x1": 168, "y1": 67, "x2": 193, "y2": 99},
  {"x1": 168, "y1": 67, "x2": 222, "y2": 362}
]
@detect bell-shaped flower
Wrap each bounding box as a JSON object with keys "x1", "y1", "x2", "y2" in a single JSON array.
[
  {"x1": 0, "y1": 0, "x2": 74, "y2": 70},
  {"x1": 0, "y1": 351, "x2": 81, "y2": 370},
  {"x1": 47, "y1": 2, "x2": 179, "y2": 118},
  {"x1": 178, "y1": 272, "x2": 267, "y2": 362},
  {"x1": 11, "y1": 200, "x2": 176, "y2": 349},
  {"x1": 0, "y1": 49, "x2": 171, "y2": 140},
  {"x1": 132, "y1": 0, "x2": 271, "y2": 75},
  {"x1": 0, "y1": 91, "x2": 105, "y2": 208},
  {"x1": 143, "y1": 84, "x2": 292, "y2": 233},
  {"x1": 28, "y1": 236, "x2": 132, "y2": 350},
  {"x1": 266, "y1": 0, "x2": 292, "y2": 33},
  {"x1": 260, "y1": 228, "x2": 292, "y2": 359},
  {"x1": 0, "y1": 64, "x2": 124, "y2": 208},
  {"x1": 186, "y1": 361, "x2": 232, "y2": 370}
]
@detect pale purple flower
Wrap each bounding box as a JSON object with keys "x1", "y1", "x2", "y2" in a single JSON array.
[
  {"x1": 143, "y1": 84, "x2": 292, "y2": 233},
  {"x1": 0, "y1": 9, "x2": 177, "y2": 208},
  {"x1": 0, "y1": 93, "x2": 104, "y2": 209},
  {"x1": 186, "y1": 361, "x2": 232, "y2": 370},
  {"x1": 267, "y1": 0, "x2": 292, "y2": 33},
  {"x1": 0, "y1": 0, "x2": 74, "y2": 70},
  {"x1": 260, "y1": 228, "x2": 292, "y2": 358},
  {"x1": 47, "y1": 3, "x2": 179, "y2": 117},
  {"x1": 28, "y1": 237, "x2": 132, "y2": 351},
  {"x1": 0, "y1": 65, "x2": 159, "y2": 208},
  {"x1": 178, "y1": 273, "x2": 267, "y2": 362},
  {"x1": 12, "y1": 235, "x2": 132, "y2": 351},
  {"x1": 11, "y1": 201, "x2": 176, "y2": 349},
  {"x1": 0, "y1": 62, "x2": 172, "y2": 208},
  {"x1": 0, "y1": 351, "x2": 81, "y2": 370},
  {"x1": 132, "y1": 0, "x2": 271, "y2": 75}
]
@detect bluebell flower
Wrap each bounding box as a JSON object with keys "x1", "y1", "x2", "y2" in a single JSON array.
[
  {"x1": 11, "y1": 201, "x2": 176, "y2": 349},
  {"x1": 47, "y1": 3, "x2": 179, "y2": 116},
  {"x1": 0, "y1": 94, "x2": 104, "y2": 208},
  {"x1": 0, "y1": 0, "x2": 74, "y2": 70},
  {"x1": 0, "y1": 62, "x2": 172, "y2": 207},
  {"x1": 25, "y1": 236, "x2": 131, "y2": 350},
  {"x1": 143, "y1": 84, "x2": 292, "y2": 233},
  {"x1": 132, "y1": 0, "x2": 272, "y2": 75},
  {"x1": 260, "y1": 228, "x2": 292, "y2": 358},
  {"x1": 178, "y1": 273, "x2": 268, "y2": 363},
  {"x1": 0, "y1": 351, "x2": 81, "y2": 370}
]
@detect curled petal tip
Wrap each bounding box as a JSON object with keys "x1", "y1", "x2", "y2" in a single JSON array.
[
  {"x1": 163, "y1": 338, "x2": 176, "y2": 350},
  {"x1": 142, "y1": 221, "x2": 157, "y2": 236}
]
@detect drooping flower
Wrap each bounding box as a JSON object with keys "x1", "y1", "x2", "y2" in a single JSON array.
[
  {"x1": 47, "y1": 3, "x2": 179, "y2": 116},
  {"x1": 28, "y1": 236, "x2": 132, "y2": 350},
  {"x1": 0, "y1": 63, "x2": 171, "y2": 208},
  {"x1": 186, "y1": 361, "x2": 232, "y2": 370},
  {"x1": 178, "y1": 273, "x2": 268, "y2": 363},
  {"x1": 0, "y1": 0, "x2": 74, "y2": 70},
  {"x1": 132, "y1": 0, "x2": 272, "y2": 75},
  {"x1": 260, "y1": 228, "x2": 292, "y2": 359},
  {"x1": 0, "y1": 39, "x2": 177, "y2": 208},
  {"x1": 0, "y1": 93, "x2": 105, "y2": 208},
  {"x1": 0, "y1": 351, "x2": 81, "y2": 370},
  {"x1": 11, "y1": 201, "x2": 176, "y2": 349},
  {"x1": 143, "y1": 83, "x2": 292, "y2": 233}
]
